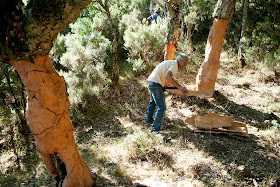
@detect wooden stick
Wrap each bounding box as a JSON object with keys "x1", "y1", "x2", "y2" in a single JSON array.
[
  {"x1": 194, "y1": 129, "x2": 249, "y2": 137},
  {"x1": 166, "y1": 89, "x2": 213, "y2": 98}
]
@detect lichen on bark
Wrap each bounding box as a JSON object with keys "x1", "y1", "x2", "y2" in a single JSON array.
[
  {"x1": 0, "y1": 0, "x2": 92, "y2": 61},
  {"x1": 212, "y1": 0, "x2": 236, "y2": 20}
]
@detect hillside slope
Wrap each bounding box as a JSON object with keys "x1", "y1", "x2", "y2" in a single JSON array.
[{"x1": 1, "y1": 51, "x2": 279, "y2": 186}]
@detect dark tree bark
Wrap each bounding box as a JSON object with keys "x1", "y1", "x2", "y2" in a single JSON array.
[
  {"x1": 238, "y1": 0, "x2": 249, "y2": 68},
  {"x1": 164, "y1": 0, "x2": 182, "y2": 60},
  {"x1": 186, "y1": 0, "x2": 194, "y2": 51},
  {"x1": 196, "y1": 0, "x2": 236, "y2": 94},
  {"x1": 1, "y1": 0, "x2": 95, "y2": 186},
  {"x1": 152, "y1": 0, "x2": 183, "y2": 87},
  {"x1": 94, "y1": 0, "x2": 120, "y2": 86}
]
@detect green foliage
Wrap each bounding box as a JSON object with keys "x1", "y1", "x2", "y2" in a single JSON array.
[
  {"x1": 225, "y1": 0, "x2": 280, "y2": 70},
  {"x1": 122, "y1": 10, "x2": 166, "y2": 73},
  {"x1": 0, "y1": 63, "x2": 29, "y2": 162},
  {"x1": 121, "y1": 130, "x2": 161, "y2": 161},
  {"x1": 50, "y1": 17, "x2": 112, "y2": 106},
  {"x1": 83, "y1": 0, "x2": 150, "y2": 38},
  {"x1": 181, "y1": 0, "x2": 216, "y2": 41}
]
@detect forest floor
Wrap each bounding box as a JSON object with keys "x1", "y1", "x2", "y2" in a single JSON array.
[{"x1": 1, "y1": 51, "x2": 280, "y2": 186}]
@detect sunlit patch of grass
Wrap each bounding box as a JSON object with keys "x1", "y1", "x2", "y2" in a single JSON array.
[
  {"x1": 268, "y1": 103, "x2": 280, "y2": 113},
  {"x1": 106, "y1": 130, "x2": 160, "y2": 162},
  {"x1": 0, "y1": 151, "x2": 54, "y2": 186},
  {"x1": 0, "y1": 151, "x2": 17, "y2": 174},
  {"x1": 78, "y1": 126, "x2": 273, "y2": 186}
]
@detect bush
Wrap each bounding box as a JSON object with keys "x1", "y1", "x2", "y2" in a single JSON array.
[
  {"x1": 121, "y1": 130, "x2": 161, "y2": 161},
  {"x1": 122, "y1": 9, "x2": 167, "y2": 73},
  {"x1": 51, "y1": 17, "x2": 112, "y2": 106}
]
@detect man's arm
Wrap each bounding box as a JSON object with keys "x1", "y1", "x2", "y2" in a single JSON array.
[{"x1": 165, "y1": 71, "x2": 188, "y2": 93}]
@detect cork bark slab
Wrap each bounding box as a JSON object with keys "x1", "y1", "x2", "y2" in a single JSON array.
[
  {"x1": 10, "y1": 55, "x2": 94, "y2": 187},
  {"x1": 166, "y1": 88, "x2": 213, "y2": 98},
  {"x1": 185, "y1": 112, "x2": 249, "y2": 137}
]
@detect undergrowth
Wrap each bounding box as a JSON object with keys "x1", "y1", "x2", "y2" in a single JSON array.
[{"x1": 1, "y1": 49, "x2": 280, "y2": 186}]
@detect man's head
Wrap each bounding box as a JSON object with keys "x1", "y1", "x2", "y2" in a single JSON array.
[{"x1": 176, "y1": 54, "x2": 189, "y2": 69}]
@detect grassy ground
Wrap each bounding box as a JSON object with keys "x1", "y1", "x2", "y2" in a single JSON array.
[{"x1": 1, "y1": 51, "x2": 280, "y2": 186}]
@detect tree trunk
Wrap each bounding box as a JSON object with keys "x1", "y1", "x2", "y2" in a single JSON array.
[
  {"x1": 187, "y1": 0, "x2": 193, "y2": 51},
  {"x1": 111, "y1": 35, "x2": 120, "y2": 85},
  {"x1": 164, "y1": 44, "x2": 176, "y2": 60},
  {"x1": 164, "y1": 0, "x2": 182, "y2": 60},
  {"x1": 10, "y1": 55, "x2": 94, "y2": 186},
  {"x1": 108, "y1": 14, "x2": 120, "y2": 86},
  {"x1": 99, "y1": 1, "x2": 120, "y2": 86},
  {"x1": 150, "y1": 1, "x2": 155, "y2": 14},
  {"x1": 1, "y1": 0, "x2": 94, "y2": 185},
  {"x1": 238, "y1": 0, "x2": 249, "y2": 68},
  {"x1": 187, "y1": 22, "x2": 193, "y2": 51},
  {"x1": 196, "y1": 0, "x2": 236, "y2": 94}
]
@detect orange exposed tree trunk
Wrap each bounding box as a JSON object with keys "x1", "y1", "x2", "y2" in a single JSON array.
[
  {"x1": 1, "y1": 0, "x2": 95, "y2": 186},
  {"x1": 10, "y1": 55, "x2": 94, "y2": 186},
  {"x1": 165, "y1": 44, "x2": 176, "y2": 60},
  {"x1": 196, "y1": 0, "x2": 236, "y2": 94},
  {"x1": 164, "y1": 0, "x2": 182, "y2": 60}
]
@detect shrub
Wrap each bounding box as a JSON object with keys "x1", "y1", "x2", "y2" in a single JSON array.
[
  {"x1": 122, "y1": 9, "x2": 167, "y2": 73},
  {"x1": 121, "y1": 130, "x2": 161, "y2": 161},
  {"x1": 51, "y1": 17, "x2": 111, "y2": 106}
]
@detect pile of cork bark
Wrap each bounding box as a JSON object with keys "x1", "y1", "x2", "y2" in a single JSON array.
[{"x1": 185, "y1": 112, "x2": 249, "y2": 137}]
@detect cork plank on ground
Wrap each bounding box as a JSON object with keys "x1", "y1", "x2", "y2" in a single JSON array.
[
  {"x1": 165, "y1": 88, "x2": 213, "y2": 98},
  {"x1": 194, "y1": 129, "x2": 249, "y2": 137}
]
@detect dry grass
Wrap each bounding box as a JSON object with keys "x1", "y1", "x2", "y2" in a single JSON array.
[{"x1": 1, "y1": 50, "x2": 280, "y2": 186}]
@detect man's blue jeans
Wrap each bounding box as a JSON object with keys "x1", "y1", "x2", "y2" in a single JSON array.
[{"x1": 146, "y1": 81, "x2": 166, "y2": 132}]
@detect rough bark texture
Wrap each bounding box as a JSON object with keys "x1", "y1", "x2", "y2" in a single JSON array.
[
  {"x1": 1, "y1": 0, "x2": 95, "y2": 186},
  {"x1": 10, "y1": 55, "x2": 94, "y2": 186},
  {"x1": 95, "y1": 0, "x2": 120, "y2": 85},
  {"x1": 106, "y1": 4, "x2": 120, "y2": 85},
  {"x1": 238, "y1": 0, "x2": 249, "y2": 68},
  {"x1": 185, "y1": 112, "x2": 248, "y2": 136},
  {"x1": 187, "y1": 22, "x2": 193, "y2": 51},
  {"x1": 164, "y1": 0, "x2": 182, "y2": 60},
  {"x1": 186, "y1": 0, "x2": 193, "y2": 51},
  {"x1": 1, "y1": 0, "x2": 92, "y2": 60},
  {"x1": 212, "y1": 0, "x2": 236, "y2": 20},
  {"x1": 196, "y1": 0, "x2": 236, "y2": 94}
]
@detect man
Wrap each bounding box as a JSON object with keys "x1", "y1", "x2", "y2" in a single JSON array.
[
  {"x1": 146, "y1": 54, "x2": 189, "y2": 135},
  {"x1": 147, "y1": 11, "x2": 160, "y2": 23}
]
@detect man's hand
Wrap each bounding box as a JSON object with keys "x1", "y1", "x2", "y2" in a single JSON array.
[{"x1": 179, "y1": 86, "x2": 188, "y2": 94}]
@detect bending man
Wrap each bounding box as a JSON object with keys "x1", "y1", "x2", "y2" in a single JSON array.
[{"x1": 146, "y1": 54, "x2": 189, "y2": 135}]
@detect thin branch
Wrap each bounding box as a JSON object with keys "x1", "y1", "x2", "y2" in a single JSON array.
[
  {"x1": 91, "y1": 5, "x2": 104, "y2": 13},
  {"x1": 105, "y1": 0, "x2": 109, "y2": 6},
  {"x1": 91, "y1": 1, "x2": 106, "y2": 13},
  {"x1": 151, "y1": 0, "x2": 165, "y2": 12}
]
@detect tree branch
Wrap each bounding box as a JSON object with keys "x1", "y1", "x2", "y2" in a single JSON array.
[
  {"x1": 151, "y1": 0, "x2": 165, "y2": 12},
  {"x1": 105, "y1": 0, "x2": 109, "y2": 6},
  {"x1": 91, "y1": 3, "x2": 105, "y2": 13}
]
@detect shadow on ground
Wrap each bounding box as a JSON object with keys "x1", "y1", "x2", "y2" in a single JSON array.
[
  {"x1": 161, "y1": 91, "x2": 280, "y2": 186},
  {"x1": 70, "y1": 77, "x2": 280, "y2": 186}
]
